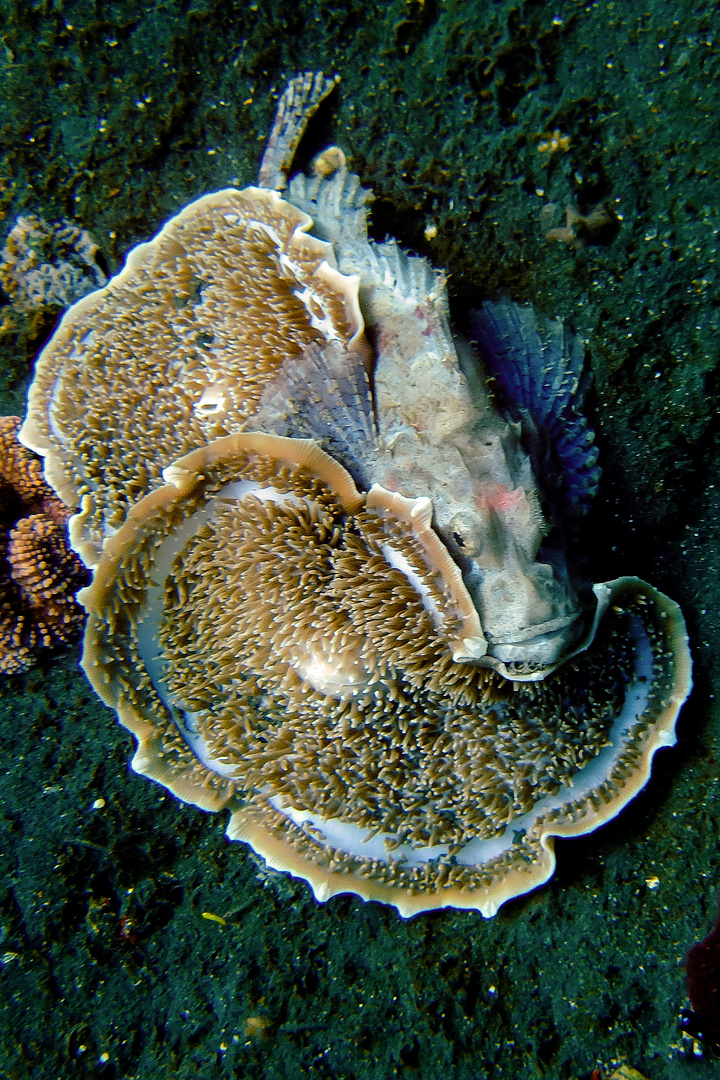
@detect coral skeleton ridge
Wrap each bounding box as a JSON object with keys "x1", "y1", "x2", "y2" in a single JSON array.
[{"x1": 19, "y1": 75, "x2": 691, "y2": 917}]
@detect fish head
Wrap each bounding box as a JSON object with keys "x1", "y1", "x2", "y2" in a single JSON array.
[{"x1": 439, "y1": 480, "x2": 586, "y2": 674}]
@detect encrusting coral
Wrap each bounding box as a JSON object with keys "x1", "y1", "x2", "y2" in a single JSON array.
[
  {"x1": 0, "y1": 416, "x2": 88, "y2": 674},
  {"x1": 19, "y1": 74, "x2": 692, "y2": 916},
  {"x1": 0, "y1": 215, "x2": 107, "y2": 334}
]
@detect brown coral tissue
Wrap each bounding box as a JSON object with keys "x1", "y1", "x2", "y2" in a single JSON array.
[
  {"x1": 0, "y1": 415, "x2": 88, "y2": 674},
  {"x1": 682, "y1": 903, "x2": 720, "y2": 1050}
]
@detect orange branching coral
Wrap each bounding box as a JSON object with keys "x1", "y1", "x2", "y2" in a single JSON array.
[{"x1": 0, "y1": 415, "x2": 87, "y2": 673}]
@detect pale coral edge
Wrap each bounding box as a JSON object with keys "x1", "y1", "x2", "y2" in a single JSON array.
[
  {"x1": 19, "y1": 185, "x2": 365, "y2": 569},
  {"x1": 226, "y1": 577, "x2": 691, "y2": 919},
  {"x1": 80, "y1": 456, "x2": 691, "y2": 919},
  {"x1": 79, "y1": 432, "x2": 364, "y2": 815}
]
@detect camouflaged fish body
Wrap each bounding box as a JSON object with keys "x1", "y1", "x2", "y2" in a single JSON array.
[{"x1": 266, "y1": 163, "x2": 592, "y2": 675}]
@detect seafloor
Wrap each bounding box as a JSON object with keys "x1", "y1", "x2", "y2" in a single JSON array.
[{"x1": 0, "y1": 1, "x2": 718, "y2": 1078}]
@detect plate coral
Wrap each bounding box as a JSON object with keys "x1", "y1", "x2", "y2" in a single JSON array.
[{"x1": 18, "y1": 74, "x2": 692, "y2": 916}]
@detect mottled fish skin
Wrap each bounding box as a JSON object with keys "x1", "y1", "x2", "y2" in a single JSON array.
[{"x1": 284, "y1": 164, "x2": 587, "y2": 675}]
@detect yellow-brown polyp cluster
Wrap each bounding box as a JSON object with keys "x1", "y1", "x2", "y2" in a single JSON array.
[
  {"x1": 79, "y1": 433, "x2": 690, "y2": 918},
  {"x1": 20, "y1": 187, "x2": 363, "y2": 569},
  {"x1": 19, "y1": 176, "x2": 692, "y2": 918}
]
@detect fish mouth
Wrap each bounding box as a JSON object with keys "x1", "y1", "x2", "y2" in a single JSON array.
[{"x1": 484, "y1": 612, "x2": 586, "y2": 670}]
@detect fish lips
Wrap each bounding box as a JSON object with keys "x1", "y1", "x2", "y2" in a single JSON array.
[{"x1": 484, "y1": 611, "x2": 585, "y2": 669}]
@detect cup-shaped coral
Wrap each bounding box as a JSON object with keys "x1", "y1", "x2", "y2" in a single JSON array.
[{"x1": 78, "y1": 434, "x2": 690, "y2": 917}]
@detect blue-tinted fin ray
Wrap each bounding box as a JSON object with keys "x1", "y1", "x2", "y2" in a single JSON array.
[{"x1": 469, "y1": 299, "x2": 601, "y2": 521}]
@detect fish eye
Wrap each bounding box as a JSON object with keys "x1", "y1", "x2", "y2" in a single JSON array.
[{"x1": 453, "y1": 532, "x2": 465, "y2": 547}]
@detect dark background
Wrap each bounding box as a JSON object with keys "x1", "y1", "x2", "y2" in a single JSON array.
[{"x1": 0, "y1": 1, "x2": 719, "y2": 1076}]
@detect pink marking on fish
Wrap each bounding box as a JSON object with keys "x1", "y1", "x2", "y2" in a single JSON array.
[
  {"x1": 475, "y1": 484, "x2": 526, "y2": 515},
  {"x1": 413, "y1": 305, "x2": 434, "y2": 337}
]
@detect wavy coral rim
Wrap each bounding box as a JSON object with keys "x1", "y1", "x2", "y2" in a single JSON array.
[
  {"x1": 366, "y1": 483, "x2": 488, "y2": 663},
  {"x1": 79, "y1": 438, "x2": 691, "y2": 919},
  {"x1": 19, "y1": 185, "x2": 366, "y2": 571},
  {"x1": 226, "y1": 577, "x2": 692, "y2": 918},
  {"x1": 79, "y1": 432, "x2": 364, "y2": 814}
]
